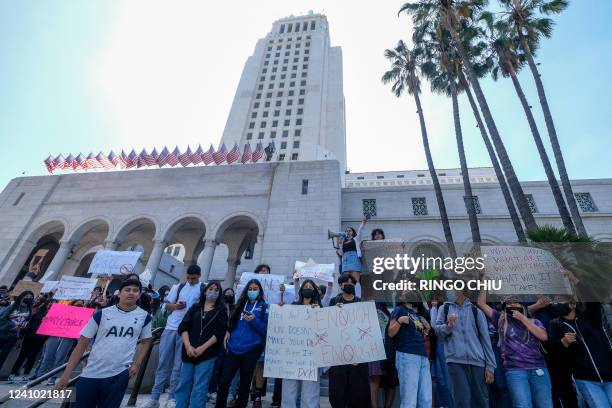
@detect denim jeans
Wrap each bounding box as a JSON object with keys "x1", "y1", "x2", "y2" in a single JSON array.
[
  {"x1": 150, "y1": 329, "x2": 183, "y2": 401},
  {"x1": 396, "y1": 352, "x2": 432, "y2": 408},
  {"x1": 281, "y1": 369, "x2": 322, "y2": 408},
  {"x1": 490, "y1": 345, "x2": 511, "y2": 408},
  {"x1": 447, "y1": 363, "x2": 489, "y2": 408},
  {"x1": 433, "y1": 339, "x2": 454, "y2": 408},
  {"x1": 574, "y1": 379, "x2": 612, "y2": 408},
  {"x1": 175, "y1": 358, "x2": 216, "y2": 408},
  {"x1": 37, "y1": 337, "x2": 75, "y2": 380},
  {"x1": 505, "y1": 368, "x2": 553, "y2": 408}
]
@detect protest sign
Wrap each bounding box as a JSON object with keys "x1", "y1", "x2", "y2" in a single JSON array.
[
  {"x1": 41, "y1": 280, "x2": 59, "y2": 293},
  {"x1": 264, "y1": 305, "x2": 318, "y2": 381},
  {"x1": 239, "y1": 272, "x2": 285, "y2": 304},
  {"x1": 54, "y1": 276, "x2": 97, "y2": 300},
  {"x1": 361, "y1": 240, "x2": 405, "y2": 275},
  {"x1": 294, "y1": 260, "x2": 335, "y2": 283},
  {"x1": 10, "y1": 281, "x2": 42, "y2": 297},
  {"x1": 36, "y1": 303, "x2": 95, "y2": 338},
  {"x1": 310, "y1": 302, "x2": 386, "y2": 367},
  {"x1": 88, "y1": 250, "x2": 142, "y2": 276},
  {"x1": 481, "y1": 246, "x2": 572, "y2": 295}
]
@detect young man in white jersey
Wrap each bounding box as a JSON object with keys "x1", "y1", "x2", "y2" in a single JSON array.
[{"x1": 56, "y1": 279, "x2": 152, "y2": 408}]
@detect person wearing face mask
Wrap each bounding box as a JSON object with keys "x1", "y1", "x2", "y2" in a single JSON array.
[
  {"x1": 549, "y1": 297, "x2": 612, "y2": 408},
  {"x1": 175, "y1": 281, "x2": 228, "y2": 407},
  {"x1": 0, "y1": 290, "x2": 34, "y2": 368},
  {"x1": 478, "y1": 293, "x2": 551, "y2": 408},
  {"x1": 280, "y1": 279, "x2": 324, "y2": 408},
  {"x1": 327, "y1": 273, "x2": 371, "y2": 408},
  {"x1": 215, "y1": 279, "x2": 268, "y2": 408}
]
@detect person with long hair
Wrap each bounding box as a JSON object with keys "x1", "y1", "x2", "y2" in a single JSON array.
[
  {"x1": 335, "y1": 218, "x2": 367, "y2": 298},
  {"x1": 0, "y1": 290, "x2": 34, "y2": 368},
  {"x1": 215, "y1": 279, "x2": 268, "y2": 408},
  {"x1": 175, "y1": 281, "x2": 228, "y2": 407},
  {"x1": 478, "y1": 293, "x2": 551, "y2": 408},
  {"x1": 281, "y1": 279, "x2": 323, "y2": 408}
]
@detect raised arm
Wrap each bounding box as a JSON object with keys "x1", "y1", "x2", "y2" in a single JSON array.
[{"x1": 477, "y1": 290, "x2": 494, "y2": 320}]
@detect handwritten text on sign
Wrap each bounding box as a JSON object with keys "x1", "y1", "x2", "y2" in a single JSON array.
[
  {"x1": 36, "y1": 303, "x2": 95, "y2": 339},
  {"x1": 88, "y1": 250, "x2": 142, "y2": 276},
  {"x1": 311, "y1": 302, "x2": 386, "y2": 367},
  {"x1": 239, "y1": 272, "x2": 285, "y2": 305},
  {"x1": 264, "y1": 305, "x2": 318, "y2": 381},
  {"x1": 54, "y1": 276, "x2": 97, "y2": 301},
  {"x1": 481, "y1": 246, "x2": 572, "y2": 295}
]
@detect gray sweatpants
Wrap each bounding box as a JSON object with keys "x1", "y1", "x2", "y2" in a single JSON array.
[{"x1": 447, "y1": 363, "x2": 489, "y2": 408}]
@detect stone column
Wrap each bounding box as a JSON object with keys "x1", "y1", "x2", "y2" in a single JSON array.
[
  {"x1": 146, "y1": 240, "x2": 166, "y2": 284},
  {"x1": 104, "y1": 240, "x2": 119, "y2": 250},
  {"x1": 40, "y1": 241, "x2": 73, "y2": 282},
  {"x1": 197, "y1": 239, "x2": 217, "y2": 282},
  {"x1": 223, "y1": 257, "x2": 240, "y2": 289},
  {"x1": 252, "y1": 234, "x2": 264, "y2": 265}
]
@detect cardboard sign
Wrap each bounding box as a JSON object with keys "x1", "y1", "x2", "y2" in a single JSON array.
[
  {"x1": 88, "y1": 250, "x2": 142, "y2": 276},
  {"x1": 54, "y1": 276, "x2": 97, "y2": 301},
  {"x1": 294, "y1": 260, "x2": 335, "y2": 283},
  {"x1": 264, "y1": 305, "x2": 318, "y2": 381},
  {"x1": 36, "y1": 303, "x2": 95, "y2": 338},
  {"x1": 481, "y1": 246, "x2": 572, "y2": 295},
  {"x1": 10, "y1": 281, "x2": 43, "y2": 297},
  {"x1": 361, "y1": 240, "x2": 406, "y2": 275},
  {"x1": 310, "y1": 302, "x2": 386, "y2": 367},
  {"x1": 239, "y1": 272, "x2": 285, "y2": 305},
  {"x1": 41, "y1": 280, "x2": 59, "y2": 293}
]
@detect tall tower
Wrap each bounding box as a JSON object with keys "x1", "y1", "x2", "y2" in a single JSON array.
[{"x1": 220, "y1": 12, "x2": 346, "y2": 173}]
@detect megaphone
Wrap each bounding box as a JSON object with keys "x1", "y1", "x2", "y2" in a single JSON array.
[{"x1": 328, "y1": 230, "x2": 348, "y2": 240}]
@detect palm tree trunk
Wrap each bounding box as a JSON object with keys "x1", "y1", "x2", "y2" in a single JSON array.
[
  {"x1": 519, "y1": 35, "x2": 588, "y2": 238},
  {"x1": 447, "y1": 28, "x2": 538, "y2": 231},
  {"x1": 508, "y1": 68, "x2": 576, "y2": 233},
  {"x1": 450, "y1": 80, "x2": 481, "y2": 244},
  {"x1": 461, "y1": 76, "x2": 527, "y2": 242},
  {"x1": 413, "y1": 90, "x2": 457, "y2": 258}
]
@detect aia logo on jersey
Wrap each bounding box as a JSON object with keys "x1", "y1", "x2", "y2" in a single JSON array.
[{"x1": 106, "y1": 326, "x2": 135, "y2": 337}]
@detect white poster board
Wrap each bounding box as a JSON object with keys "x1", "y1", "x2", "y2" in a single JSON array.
[
  {"x1": 294, "y1": 260, "x2": 334, "y2": 283},
  {"x1": 41, "y1": 280, "x2": 59, "y2": 293},
  {"x1": 88, "y1": 250, "x2": 143, "y2": 276},
  {"x1": 310, "y1": 302, "x2": 386, "y2": 367},
  {"x1": 481, "y1": 246, "x2": 572, "y2": 295},
  {"x1": 264, "y1": 305, "x2": 318, "y2": 381},
  {"x1": 54, "y1": 276, "x2": 97, "y2": 301},
  {"x1": 239, "y1": 272, "x2": 285, "y2": 305}
]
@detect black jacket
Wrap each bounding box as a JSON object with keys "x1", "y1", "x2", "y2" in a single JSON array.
[
  {"x1": 549, "y1": 303, "x2": 612, "y2": 382},
  {"x1": 178, "y1": 304, "x2": 228, "y2": 364}
]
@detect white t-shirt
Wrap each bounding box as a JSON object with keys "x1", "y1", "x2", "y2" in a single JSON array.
[
  {"x1": 164, "y1": 282, "x2": 202, "y2": 330},
  {"x1": 80, "y1": 305, "x2": 152, "y2": 378}
]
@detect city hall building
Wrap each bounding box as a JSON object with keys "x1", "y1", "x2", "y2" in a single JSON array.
[{"x1": 1, "y1": 13, "x2": 611, "y2": 289}]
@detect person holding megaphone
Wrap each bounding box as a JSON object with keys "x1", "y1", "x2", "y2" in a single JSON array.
[{"x1": 328, "y1": 217, "x2": 367, "y2": 298}]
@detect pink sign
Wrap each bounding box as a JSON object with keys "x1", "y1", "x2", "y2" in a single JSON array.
[{"x1": 37, "y1": 304, "x2": 95, "y2": 339}]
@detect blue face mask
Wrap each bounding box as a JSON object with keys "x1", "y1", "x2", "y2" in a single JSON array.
[{"x1": 247, "y1": 290, "x2": 259, "y2": 301}]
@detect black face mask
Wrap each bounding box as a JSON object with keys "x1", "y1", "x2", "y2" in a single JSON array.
[
  {"x1": 342, "y1": 284, "x2": 355, "y2": 295},
  {"x1": 302, "y1": 288, "x2": 315, "y2": 299},
  {"x1": 551, "y1": 303, "x2": 572, "y2": 317},
  {"x1": 505, "y1": 306, "x2": 523, "y2": 318},
  {"x1": 22, "y1": 298, "x2": 33, "y2": 306},
  {"x1": 224, "y1": 295, "x2": 235, "y2": 304}
]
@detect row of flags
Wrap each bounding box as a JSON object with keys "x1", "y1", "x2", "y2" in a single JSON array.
[{"x1": 44, "y1": 143, "x2": 266, "y2": 173}]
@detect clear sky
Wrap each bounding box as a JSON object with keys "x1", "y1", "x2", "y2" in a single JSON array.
[{"x1": 0, "y1": 0, "x2": 610, "y2": 191}]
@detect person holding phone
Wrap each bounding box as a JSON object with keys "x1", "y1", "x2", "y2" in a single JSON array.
[{"x1": 478, "y1": 293, "x2": 551, "y2": 408}]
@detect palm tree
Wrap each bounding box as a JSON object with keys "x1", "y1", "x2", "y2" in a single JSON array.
[
  {"x1": 499, "y1": 0, "x2": 587, "y2": 237},
  {"x1": 418, "y1": 29, "x2": 482, "y2": 244},
  {"x1": 400, "y1": 0, "x2": 539, "y2": 232},
  {"x1": 482, "y1": 16, "x2": 576, "y2": 233},
  {"x1": 382, "y1": 41, "x2": 457, "y2": 258}
]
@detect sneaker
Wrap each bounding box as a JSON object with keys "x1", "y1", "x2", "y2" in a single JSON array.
[
  {"x1": 164, "y1": 400, "x2": 176, "y2": 408},
  {"x1": 207, "y1": 392, "x2": 217, "y2": 403},
  {"x1": 6, "y1": 374, "x2": 19, "y2": 383},
  {"x1": 45, "y1": 378, "x2": 56, "y2": 386},
  {"x1": 20, "y1": 376, "x2": 30, "y2": 383},
  {"x1": 141, "y1": 400, "x2": 160, "y2": 408}
]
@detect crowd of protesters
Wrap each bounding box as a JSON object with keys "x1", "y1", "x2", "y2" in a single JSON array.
[{"x1": 0, "y1": 223, "x2": 609, "y2": 408}]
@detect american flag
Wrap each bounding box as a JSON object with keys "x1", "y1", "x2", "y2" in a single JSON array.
[
  {"x1": 44, "y1": 156, "x2": 55, "y2": 173},
  {"x1": 178, "y1": 146, "x2": 193, "y2": 167},
  {"x1": 241, "y1": 143, "x2": 252, "y2": 164},
  {"x1": 191, "y1": 145, "x2": 204, "y2": 165},
  {"x1": 166, "y1": 146, "x2": 181, "y2": 167},
  {"x1": 149, "y1": 148, "x2": 159, "y2": 166},
  {"x1": 157, "y1": 147, "x2": 170, "y2": 167},
  {"x1": 251, "y1": 143, "x2": 263, "y2": 163},
  {"x1": 213, "y1": 143, "x2": 227, "y2": 165},
  {"x1": 74, "y1": 153, "x2": 86, "y2": 170},
  {"x1": 226, "y1": 143, "x2": 240, "y2": 164},
  {"x1": 96, "y1": 152, "x2": 114, "y2": 169},
  {"x1": 109, "y1": 151, "x2": 121, "y2": 168},
  {"x1": 202, "y1": 144, "x2": 214, "y2": 165},
  {"x1": 124, "y1": 149, "x2": 138, "y2": 169},
  {"x1": 136, "y1": 149, "x2": 147, "y2": 168},
  {"x1": 53, "y1": 155, "x2": 65, "y2": 170},
  {"x1": 142, "y1": 148, "x2": 157, "y2": 166},
  {"x1": 85, "y1": 153, "x2": 101, "y2": 169},
  {"x1": 63, "y1": 154, "x2": 75, "y2": 169}
]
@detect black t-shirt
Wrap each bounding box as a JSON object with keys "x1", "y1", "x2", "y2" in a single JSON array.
[
  {"x1": 342, "y1": 239, "x2": 357, "y2": 253},
  {"x1": 329, "y1": 294, "x2": 360, "y2": 306},
  {"x1": 390, "y1": 305, "x2": 427, "y2": 357}
]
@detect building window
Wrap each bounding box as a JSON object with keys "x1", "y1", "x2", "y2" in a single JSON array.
[
  {"x1": 298, "y1": 98, "x2": 304, "y2": 105},
  {"x1": 260, "y1": 76, "x2": 265, "y2": 81},
  {"x1": 246, "y1": 133, "x2": 253, "y2": 140},
  {"x1": 275, "y1": 100, "x2": 281, "y2": 107},
  {"x1": 275, "y1": 52, "x2": 280, "y2": 57},
  {"x1": 273, "y1": 67, "x2": 278, "y2": 72},
  {"x1": 310, "y1": 21, "x2": 316, "y2": 30},
  {"x1": 284, "y1": 119, "x2": 290, "y2": 126},
  {"x1": 270, "y1": 131, "x2": 277, "y2": 138},
  {"x1": 297, "y1": 108, "x2": 303, "y2": 115},
  {"x1": 283, "y1": 59, "x2": 288, "y2": 64},
  {"x1": 294, "y1": 129, "x2": 301, "y2": 136},
  {"x1": 293, "y1": 141, "x2": 300, "y2": 148},
  {"x1": 293, "y1": 57, "x2": 299, "y2": 63},
  {"x1": 254, "y1": 102, "x2": 260, "y2": 108},
  {"x1": 417, "y1": 174, "x2": 425, "y2": 177},
  {"x1": 357, "y1": 176, "x2": 365, "y2": 180},
  {"x1": 281, "y1": 142, "x2": 287, "y2": 149},
  {"x1": 277, "y1": 91, "x2": 283, "y2": 97},
  {"x1": 305, "y1": 49, "x2": 309, "y2": 55},
  {"x1": 296, "y1": 43, "x2": 301, "y2": 48},
  {"x1": 260, "y1": 121, "x2": 267, "y2": 128},
  {"x1": 281, "y1": 66, "x2": 287, "y2": 72},
  {"x1": 288, "y1": 99, "x2": 294, "y2": 105},
  {"x1": 575, "y1": 192, "x2": 598, "y2": 212},
  {"x1": 274, "y1": 110, "x2": 280, "y2": 117},
  {"x1": 301, "y1": 72, "x2": 307, "y2": 78},
  {"x1": 412, "y1": 197, "x2": 428, "y2": 216},
  {"x1": 302, "y1": 22, "x2": 308, "y2": 31},
  {"x1": 268, "y1": 83, "x2": 273, "y2": 89},
  {"x1": 262, "y1": 111, "x2": 269, "y2": 118},
  {"x1": 280, "y1": 24, "x2": 285, "y2": 34},
  {"x1": 265, "y1": 101, "x2": 271, "y2": 108},
  {"x1": 396, "y1": 175, "x2": 405, "y2": 178},
  {"x1": 264, "y1": 61, "x2": 269, "y2": 66},
  {"x1": 363, "y1": 199, "x2": 377, "y2": 218},
  {"x1": 291, "y1": 73, "x2": 297, "y2": 79},
  {"x1": 279, "y1": 82, "x2": 284, "y2": 88},
  {"x1": 300, "y1": 80, "x2": 306, "y2": 86},
  {"x1": 303, "y1": 64, "x2": 308, "y2": 69},
  {"x1": 290, "y1": 81, "x2": 295, "y2": 87},
  {"x1": 471, "y1": 196, "x2": 482, "y2": 214},
  {"x1": 251, "y1": 112, "x2": 257, "y2": 118},
  {"x1": 249, "y1": 122, "x2": 255, "y2": 129},
  {"x1": 294, "y1": 51, "x2": 300, "y2": 55},
  {"x1": 288, "y1": 90, "x2": 295, "y2": 96},
  {"x1": 299, "y1": 89, "x2": 305, "y2": 95},
  {"x1": 295, "y1": 22, "x2": 300, "y2": 32},
  {"x1": 265, "y1": 53, "x2": 270, "y2": 59},
  {"x1": 266, "y1": 92, "x2": 272, "y2": 98},
  {"x1": 273, "y1": 60, "x2": 278, "y2": 65},
  {"x1": 284, "y1": 51, "x2": 290, "y2": 57},
  {"x1": 292, "y1": 65, "x2": 298, "y2": 71},
  {"x1": 306, "y1": 42, "x2": 310, "y2": 47},
  {"x1": 262, "y1": 68, "x2": 267, "y2": 73},
  {"x1": 281, "y1": 74, "x2": 286, "y2": 79},
  {"x1": 258, "y1": 132, "x2": 264, "y2": 139},
  {"x1": 525, "y1": 194, "x2": 538, "y2": 213},
  {"x1": 377, "y1": 176, "x2": 384, "y2": 179},
  {"x1": 286, "y1": 44, "x2": 291, "y2": 49},
  {"x1": 282, "y1": 130, "x2": 289, "y2": 137},
  {"x1": 287, "y1": 23, "x2": 293, "y2": 33},
  {"x1": 279, "y1": 154, "x2": 285, "y2": 161},
  {"x1": 255, "y1": 93, "x2": 261, "y2": 99},
  {"x1": 296, "y1": 118, "x2": 302, "y2": 125},
  {"x1": 267, "y1": 46, "x2": 272, "y2": 51},
  {"x1": 272, "y1": 120, "x2": 278, "y2": 127},
  {"x1": 291, "y1": 153, "x2": 299, "y2": 160},
  {"x1": 285, "y1": 109, "x2": 292, "y2": 115}
]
